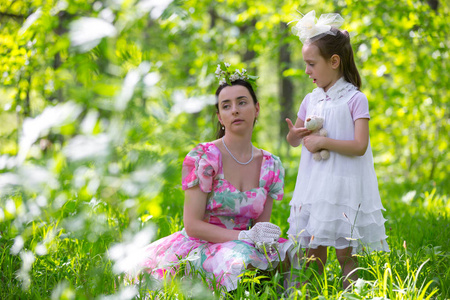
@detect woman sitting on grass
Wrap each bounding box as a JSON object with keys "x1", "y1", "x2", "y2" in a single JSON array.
[{"x1": 140, "y1": 63, "x2": 292, "y2": 292}]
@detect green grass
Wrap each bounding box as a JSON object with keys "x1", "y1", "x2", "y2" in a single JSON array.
[{"x1": 0, "y1": 178, "x2": 448, "y2": 299}]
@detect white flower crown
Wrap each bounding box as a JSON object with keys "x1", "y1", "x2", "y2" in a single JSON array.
[
  {"x1": 289, "y1": 10, "x2": 344, "y2": 44},
  {"x1": 215, "y1": 62, "x2": 258, "y2": 87}
]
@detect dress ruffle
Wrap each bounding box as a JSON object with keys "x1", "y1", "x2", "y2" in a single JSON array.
[
  {"x1": 143, "y1": 229, "x2": 289, "y2": 291},
  {"x1": 182, "y1": 143, "x2": 220, "y2": 193}
]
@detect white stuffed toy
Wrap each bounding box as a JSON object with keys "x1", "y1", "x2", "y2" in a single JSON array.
[{"x1": 304, "y1": 116, "x2": 330, "y2": 161}]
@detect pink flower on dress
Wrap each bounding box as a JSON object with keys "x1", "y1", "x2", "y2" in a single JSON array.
[
  {"x1": 239, "y1": 201, "x2": 263, "y2": 219},
  {"x1": 221, "y1": 180, "x2": 237, "y2": 192},
  {"x1": 209, "y1": 199, "x2": 223, "y2": 211},
  {"x1": 252, "y1": 196, "x2": 264, "y2": 214},
  {"x1": 263, "y1": 153, "x2": 274, "y2": 167},
  {"x1": 245, "y1": 191, "x2": 258, "y2": 198},
  {"x1": 262, "y1": 170, "x2": 276, "y2": 182},
  {"x1": 214, "y1": 185, "x2": 226, "y2": 193},
  {"x1": 208, "y1": 216, "x2": 227, "y2": 228}
]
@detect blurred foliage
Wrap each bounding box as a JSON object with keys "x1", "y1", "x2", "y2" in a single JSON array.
[{"x1": 0, "y1": 0, "x2": 449, "y2": 298}]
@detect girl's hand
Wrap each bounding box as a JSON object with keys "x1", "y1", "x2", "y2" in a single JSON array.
[
  {"x1": 286, "y1": 118, "x2": 311, "y2": 147},
  {"x1": 303, "y1": 135, "x2": 325, "y2": 153}
]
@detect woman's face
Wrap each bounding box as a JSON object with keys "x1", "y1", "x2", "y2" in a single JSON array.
[
  {"x1": 217, "y1": 85, "x2": 259, "y2": 135},
  {"x1": 302, "y1": 43, "x2": 340, "y2": 92}
]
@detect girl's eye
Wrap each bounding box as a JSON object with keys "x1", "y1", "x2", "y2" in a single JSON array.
[
  {"x1": 309, "y1": 63, "x2": 314, "y2": 66},
  {"x1": 239, "y1": 100, "x2": 246, "y2": 105},
  {"x1": 222, "y1": 104, "x2": 230, "y2": 109}
]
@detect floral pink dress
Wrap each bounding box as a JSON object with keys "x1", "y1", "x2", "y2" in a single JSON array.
[{"x1": 142, "y1": 142, "x2": 287, "y2": 291}]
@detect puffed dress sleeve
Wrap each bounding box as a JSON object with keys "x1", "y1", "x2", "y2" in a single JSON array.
[
  {"x1": 262, "y1": 153, "x2": 285, "y2": 201},
  {"x1": 181, "y1": 143, "x2": 219, "y2": 193}
]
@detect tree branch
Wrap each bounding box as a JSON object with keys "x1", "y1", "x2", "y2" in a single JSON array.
[{"x1": 0, "y1": 11, "x2": 26, "y2": 21}]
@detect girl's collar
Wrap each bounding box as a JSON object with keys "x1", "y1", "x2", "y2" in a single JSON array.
[{"x1": 312, "y1": 77, "x2": 357, "y2": 101}]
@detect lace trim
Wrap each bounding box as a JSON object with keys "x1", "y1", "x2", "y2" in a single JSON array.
[{"x1": 310, "y1": 77, "x2": 358, "y2": 104}]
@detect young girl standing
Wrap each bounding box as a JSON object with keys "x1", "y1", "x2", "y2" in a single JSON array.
[{"x1": 285, "y1": 11, "x2": 389, "y2": 289}]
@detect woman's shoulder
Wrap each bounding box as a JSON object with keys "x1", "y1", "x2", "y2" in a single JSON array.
[
  {"x1": 186, "y1": 141, "x2": 220, "y2": 156},
  {"x1": 260, "y1": 149, "x2": 283, "y2": 167},
  {"x1": 184, "y1": 141, "x2": 221, "y2": 167}
]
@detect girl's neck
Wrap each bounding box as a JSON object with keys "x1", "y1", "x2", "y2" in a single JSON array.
[{"x1": 323, "y1": 74, "x2": 343, "y2": 93}]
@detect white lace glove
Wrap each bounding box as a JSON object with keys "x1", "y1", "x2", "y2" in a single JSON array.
[{"x1": 238, "y1": 222, "x2": 281, "y2": 244}]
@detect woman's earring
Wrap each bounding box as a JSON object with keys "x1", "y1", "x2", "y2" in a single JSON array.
[{"x1": 222, "y1": 126, "x2": 225, "y2": 130}]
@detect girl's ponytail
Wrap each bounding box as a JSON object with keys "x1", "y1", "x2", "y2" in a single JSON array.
[{"x1": 313, "y1": 28, "x2": 362, "y2": 89}]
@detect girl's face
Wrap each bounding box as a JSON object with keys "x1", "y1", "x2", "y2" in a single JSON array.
[
  {"x1": 217, "y1": 85, "x2": 259, "y2": 135},
  {"x1": 302, "y1": 43, "x2": 341, "y2": 92}
]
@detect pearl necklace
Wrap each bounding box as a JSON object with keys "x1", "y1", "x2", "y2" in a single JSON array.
[{"x1": 221, "y1": 137, "x2": 254, "y2": 165}]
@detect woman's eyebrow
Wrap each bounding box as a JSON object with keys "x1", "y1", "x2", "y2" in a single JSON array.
[{"x1": 220, "y1": 96, "x2": 248, "y2": 103}]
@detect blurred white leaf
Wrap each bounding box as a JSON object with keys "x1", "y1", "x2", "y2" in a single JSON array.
[
  {"x1": 99, "y1": 8, "x2": 115, "y2": 23},
  {"x1": 80, "y1": 110, "x2": 99, "y2": 135},
  {"x1": 35, "y1": 244, "x2": 48, "y2": 256},
  {"x1": 19, "y1": 8, "x2": 42, "y2": 35},
  {"x1": 108, "y1": 226, "x2": 156, "y2": 276},
  {"x1": 17, "y1": 102, "x2": 82, "y2": 164},
  {"x1": 18, "y1": 165, "x2": 59, "y2": 191},
  {"x1": 63, "y1": 134, "x2": 110, "y2": 161},
  {"x1": 401, "y1": 190, "x2": 416, "y2": 204},
  {"x1": 171, "y1": 92, "x2": 216, "y2": 115},
  {"x1": 98, "y1": 286, "x2": 137, "y2": 300},
  {"x1": 17, "y1": 251, "x2": 35, "y2": 290},
  {"x1": 0, "y1": 173, "x2": 20, "y2": 193},
  {"x1": 69, "y1": 17, "x2": 117, "y2": 52},
  {"x1": 143, "y1": 72, "x2": 160, "y2": 87},
  {"x1": 121, "y1": 163, "x2": 165, "y2": 197},
  {"x1": 138, "y1": 0, "x2": 173, "y2": 19},
  {"x1": 51, "y1": 281, "x2": 75, "y2": 300},
  {"x1": 115, "y1": 69, "x2": 140, "y2": 111},
  {"x1": 11, "y1": 236, "x2": 24, "y2": 255}
]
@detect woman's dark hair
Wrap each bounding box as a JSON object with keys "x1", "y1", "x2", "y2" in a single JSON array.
[
  {"x1": 311, "y1": 28, "x2": 361, "y2": 89},
  {"x1": 214, "y1": 79, "x2": 258, "y2": 139}
]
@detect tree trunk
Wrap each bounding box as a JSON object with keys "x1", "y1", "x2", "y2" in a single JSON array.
[
  {"x1": 427, "y1": 0, "x2": 439, "y2": 11},
  {"x1": 278, "y1": 22, "x2": 294, "y2": 149},
  {"x1": 53, "y1": 11, "x2": 68, "y2": 103}
]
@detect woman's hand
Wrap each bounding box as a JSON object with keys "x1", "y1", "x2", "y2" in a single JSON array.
[
  {"x1": 238, "y1": 222, "x2": 281, "y2": 244},
  {"x1": 286, "y1": 118, "x2": 311, "y2": 147}
]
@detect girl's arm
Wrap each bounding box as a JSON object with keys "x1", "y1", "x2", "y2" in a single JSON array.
[
  {"x1": 183, "y1": 185, "x2": 240, "y2": 243},
  {"x1": 303, "y1": 118, "x2": 369, "y2": 156},
  {"x1": 286, "y1": 118, "x2": 312, "y2": 147}
]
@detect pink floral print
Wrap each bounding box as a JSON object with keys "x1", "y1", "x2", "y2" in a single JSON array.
[{"x1": 142, "y1": 143, "x2": 287, "y2": 292}]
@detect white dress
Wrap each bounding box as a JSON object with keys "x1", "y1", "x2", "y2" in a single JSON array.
[{"x1": 287, "y1": 78, "x2": 389, "y2": 254}]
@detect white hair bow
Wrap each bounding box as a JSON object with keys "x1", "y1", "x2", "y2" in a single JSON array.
[{"x1": 289, "y1": 10, "x2": 344, "y2": 43}]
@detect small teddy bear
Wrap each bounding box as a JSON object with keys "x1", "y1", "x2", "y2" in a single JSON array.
[{"x1": 304, "y1": 116, "x2": 330, "y2": 161}]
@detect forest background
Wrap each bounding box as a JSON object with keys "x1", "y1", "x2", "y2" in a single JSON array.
[{"x1": 0, "y1": 0, "x2": 449, "y2": 299}]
